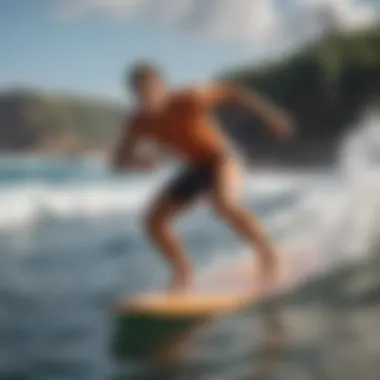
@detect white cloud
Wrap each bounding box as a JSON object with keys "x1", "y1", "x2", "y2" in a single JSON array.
[{"x1": 56, "y1": 0, "x2": 379, "y2": 46}]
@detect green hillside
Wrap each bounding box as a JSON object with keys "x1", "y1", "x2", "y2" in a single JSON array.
[
  {"x1": 0, "y1": 89, "x2": 124, "y2": 154},
  {"x1": 218, "y1": 25, "x2": 380, "y2": 165}
]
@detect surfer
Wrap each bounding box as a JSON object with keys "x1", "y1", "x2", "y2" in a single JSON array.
[{"x1": 112, "y1": 62, "x2": 294, "y2": 292}]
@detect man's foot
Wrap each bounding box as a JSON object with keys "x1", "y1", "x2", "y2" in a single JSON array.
[
  {"x1": 258, "y1": 254, "x2": 278, "y2": 296},
  {"x1": 168, "y1": 269, "x2": 194, "y2": 294}
]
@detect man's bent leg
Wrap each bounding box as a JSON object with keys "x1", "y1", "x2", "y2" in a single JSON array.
[
  {"x1": 214, "y1": 201, "x2": 277, "y2": 285},
  {"x1": 211, "y1": 158, "x2": 277, "y2": 290},
  {"x1": 145, "y1": 194, "x2": 194, "y2": 292}
]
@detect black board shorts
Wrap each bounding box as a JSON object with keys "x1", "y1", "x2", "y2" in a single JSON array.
[{"x1": 165, "y1": 160, "x2": 219, "y2": 204}]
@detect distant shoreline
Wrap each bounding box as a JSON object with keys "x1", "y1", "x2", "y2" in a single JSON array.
[
  {"x1": 0, "y1": 151, "x2": 340, "y2": 171},
  {"x1": 0, "y1": 150, "x2": 109, "y2": 163}
]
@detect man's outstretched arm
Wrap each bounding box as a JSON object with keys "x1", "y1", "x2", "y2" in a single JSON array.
[
  {"x1": 195, "y1": 83, "x2": 295, "y2": 140},
  {"x1": 111, "y1": 118, "x2": 153, "y2": 172}
]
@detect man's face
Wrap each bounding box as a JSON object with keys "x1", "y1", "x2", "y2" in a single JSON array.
[{"x1": 132, "y1": 72, "x2": 166, "y2": 106}]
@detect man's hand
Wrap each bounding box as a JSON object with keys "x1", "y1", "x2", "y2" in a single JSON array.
[
  {"x1": 113, "y1": 153, "x2": 157, "y2": 173},
  {"x1": 136, "y1": 154, "x2": 157, "y2": 171},
  {"x1": 268, "y1": 110, "x2": 295, "y2": 142},
  {"x1": 112, "y1": 115, "x2": 158, "y2": 172}
]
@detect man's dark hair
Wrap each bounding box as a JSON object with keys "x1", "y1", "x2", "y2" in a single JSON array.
[{"x1": 128, "y1": 62, "x2": 161, "y2": 88}]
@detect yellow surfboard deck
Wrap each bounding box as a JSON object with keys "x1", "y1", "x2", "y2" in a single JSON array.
[
  {"x1": 112, "y1": 245, "x2": 318, "y2": 358},
  {"x1": 116, "y1": 245, "x2": 312, "y2": 317}
]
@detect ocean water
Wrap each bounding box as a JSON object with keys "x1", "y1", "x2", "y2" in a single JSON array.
[{"x1": 1, "y1": 111, "x2": 380, "y2": 380}]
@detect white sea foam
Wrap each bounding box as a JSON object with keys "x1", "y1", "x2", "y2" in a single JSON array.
[
  {"x1": 0, "y1": 111, "x2": 379, "y2": 273},
  {"x1": 0, "y1": 170, "x2": 298, "y2": 231},
  {"x1": 202, "y1": 110, "x2": 380, "y2": 273}
]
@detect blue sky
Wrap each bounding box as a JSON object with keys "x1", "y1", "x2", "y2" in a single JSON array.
[
  {"x1": 0, "y1": 0, "x2": 254, "y2": 100},
  {"x1": 0, "y1": 0, "x2": 378, "y2": 101}
]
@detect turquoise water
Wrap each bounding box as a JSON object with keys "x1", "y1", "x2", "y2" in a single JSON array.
[
  {"x1": 1, "y1": 113, "x2": 380, "y2": 380},
  {"x1": 0, "y1": 157, "x2": 301, "y2": 380}
]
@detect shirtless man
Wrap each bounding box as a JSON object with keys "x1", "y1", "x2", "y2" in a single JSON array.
[{"x1": 112, "y1": 62, "x2": 294, "y2": 292}]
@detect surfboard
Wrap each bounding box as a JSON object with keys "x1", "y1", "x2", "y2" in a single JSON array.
[{"x1": 112, "y1": 244, "x2": 318, "y2": 359}]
